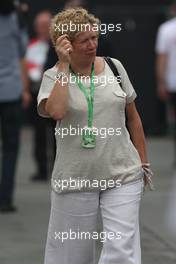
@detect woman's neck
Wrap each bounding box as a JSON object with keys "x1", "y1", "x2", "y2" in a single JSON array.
[{"x1": 70, "y1": 60, "x2": 95, "y2": 77}]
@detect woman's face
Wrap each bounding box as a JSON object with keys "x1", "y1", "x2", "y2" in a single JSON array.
[{"x1": 70, "y1": 26, "x2": 98, "y2": 64}]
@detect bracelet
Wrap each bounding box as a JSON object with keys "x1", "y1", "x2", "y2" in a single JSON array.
[
  {"x1": 142, "y1": 162, "x2": 150, "y2": 167},
  {"x1": 141, "y1": 163, "x2": 155, "y2": 191}
]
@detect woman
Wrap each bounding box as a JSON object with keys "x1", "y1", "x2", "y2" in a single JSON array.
[{"x1": 37, "y1": 7, "x2": 154, "y2": 264}]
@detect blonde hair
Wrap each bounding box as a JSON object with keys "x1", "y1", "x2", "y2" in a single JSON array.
[{"x1": 50, "y1": 7, "x2": 100, "y2": 47}]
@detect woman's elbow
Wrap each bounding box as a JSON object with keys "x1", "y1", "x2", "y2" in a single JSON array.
[
  {"x1": 127, "y1": 114, "x2": 143, "y2": 129},
  {"x1": 50, "y1": 112, "x2": 65, "y2": 121}
]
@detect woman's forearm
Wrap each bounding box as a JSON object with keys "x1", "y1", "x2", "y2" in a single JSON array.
[
  {"x1": 45, "y1": 62, "x2": 69, "y2": 120},
  {"x1": 127, "y1": 114, "x2": 148, "y2": 163}
]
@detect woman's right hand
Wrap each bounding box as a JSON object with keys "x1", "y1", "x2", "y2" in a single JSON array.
[{"x1": 55, "y1": 34, "x2": 73, "y2": 64}]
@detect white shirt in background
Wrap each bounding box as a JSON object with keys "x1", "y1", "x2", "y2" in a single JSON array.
[{"x1": 156, "y1": 18, "x2": 176, "y2": 92}]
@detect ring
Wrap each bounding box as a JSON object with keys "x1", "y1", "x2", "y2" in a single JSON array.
[{"x1": 67, "y1": 48, "x2": 70, "y2": 52}]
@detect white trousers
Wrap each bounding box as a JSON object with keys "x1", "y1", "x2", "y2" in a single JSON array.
[{"x1": 44, "y1": 178, "x2": 144, "y2": 264}]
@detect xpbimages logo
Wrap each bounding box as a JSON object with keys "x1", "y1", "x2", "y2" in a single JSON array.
[
  {"x1": 54, "y1": 72, "x2": 122, "y2": 86},
  {"x1": 54, "y1": 22, "x2": 122, "y2": 35},
  {"x1": 55, "y1": 125, "x2": 122, "y2": 139},
  {"x1": 53, "y1": 178, "x2": 122, "y2": 191},
  {"x1": 54, "y1": 228, "x2": 122, "y2": 243}
]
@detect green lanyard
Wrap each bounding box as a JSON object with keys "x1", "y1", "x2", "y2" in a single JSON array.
[{"x1": 70, "y1": 63, "x2": 95, "y2": 128}]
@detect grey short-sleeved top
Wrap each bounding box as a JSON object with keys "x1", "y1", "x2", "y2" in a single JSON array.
[{"x1": 37, "y1": 58, "x2": 143, "y2": 193}]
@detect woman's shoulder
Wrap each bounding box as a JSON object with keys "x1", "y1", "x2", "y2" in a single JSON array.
[
  {"x1": 102, "y1": 57, "x2": 126, "y2": 74},
  {"x1": 43, "y1": 64, "x2": 58, "y2": 81},
  {"x1": 99, "y1": 56, "x2": 123, "y2": 68},
  {"x1": 107, "y1": 57, "x2": 123, "y2": 66}
]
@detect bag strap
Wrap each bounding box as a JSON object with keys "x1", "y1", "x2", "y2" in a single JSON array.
[
  {"x1": 104, "y1": 56, "x2": 128, "y2": 123},
  {"x1": 104, "y1": 56, "x2": 122, "y2": 89}
]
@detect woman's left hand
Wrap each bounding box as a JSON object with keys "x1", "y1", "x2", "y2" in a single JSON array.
[{"x1": 142, "y1": 163, "x2": 155, "y2": 191}]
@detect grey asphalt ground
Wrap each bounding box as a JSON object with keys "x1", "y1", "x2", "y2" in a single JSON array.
[{"x1": 0, "y1": 127, "x2": 176, "y2": 264}]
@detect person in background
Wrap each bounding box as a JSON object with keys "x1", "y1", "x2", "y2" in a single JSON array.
[
  {"x1": 0, "y1": 0, "x2": 30, "y2": 213},
  {"x1": 155, "y1": 0, "x2": 176, "y2": 165},
  {"x1": 26, "y1": 11, "x2": 56, "y2": 181},
  {"x1": 14, "y1": 0, "x2": 30, "y2": 49}
]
